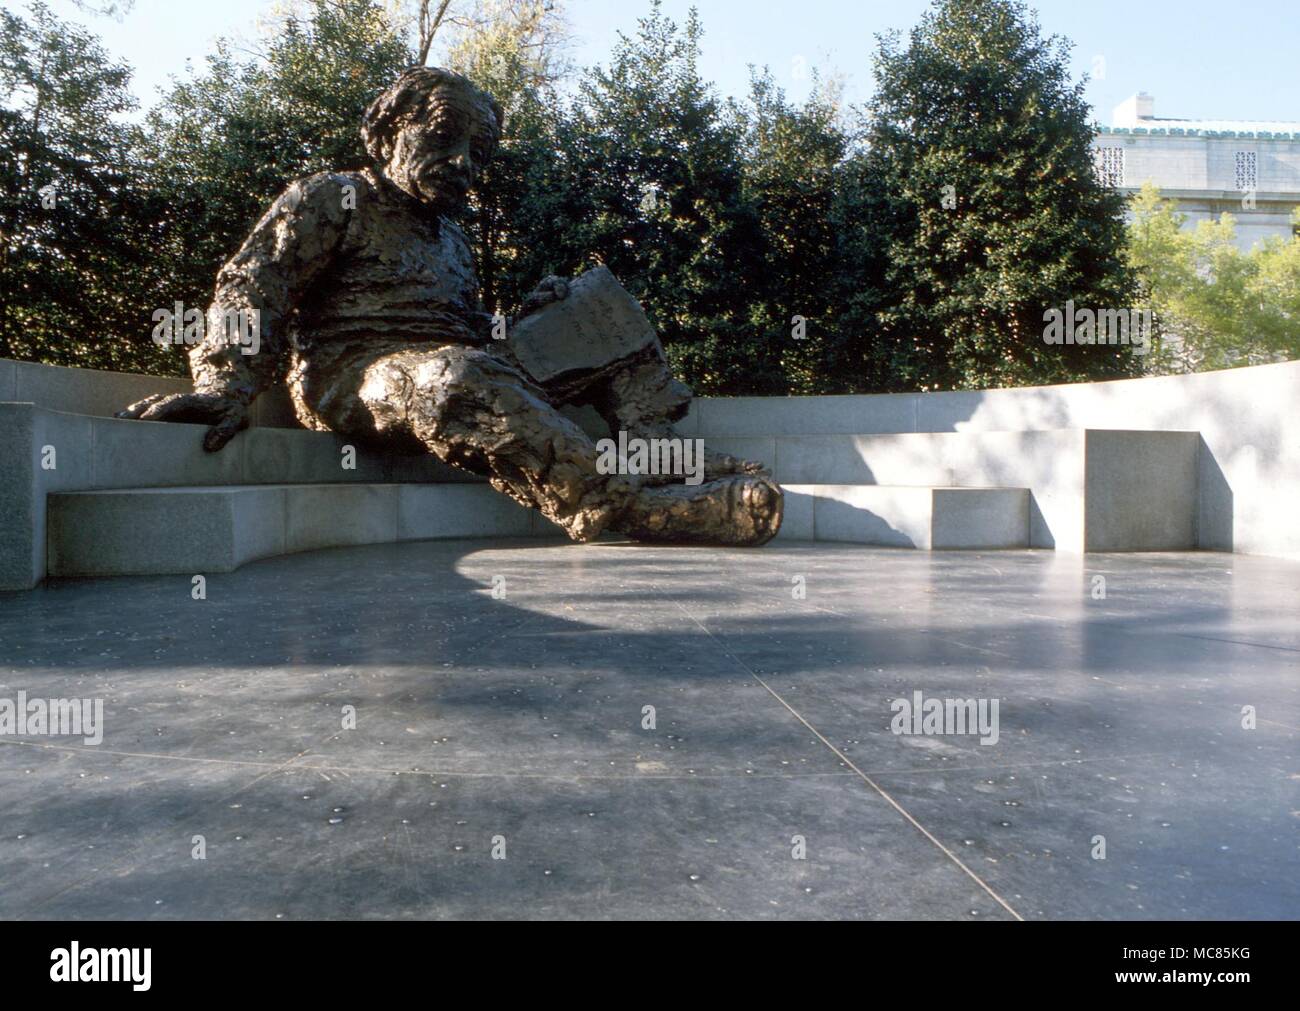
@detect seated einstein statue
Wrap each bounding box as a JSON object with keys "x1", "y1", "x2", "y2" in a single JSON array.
[{"x1": 119, "y1": 68, "x2": 782, "y2": 546}]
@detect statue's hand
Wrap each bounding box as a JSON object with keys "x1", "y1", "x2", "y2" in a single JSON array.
[
  {"x1": 115, "y1": 391, "x2": 250, "y2": 452},
  {"x1": 518, "y1": 275, "x2": 570, "y2": 317}
]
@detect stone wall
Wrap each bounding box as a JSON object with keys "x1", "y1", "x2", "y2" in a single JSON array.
[
  {"x1": 681, "y1": 360, "x2": 1300, "y2": 559},
  {"x1": 2, "y1": 358, "x2": 1298, "y2": 578}
]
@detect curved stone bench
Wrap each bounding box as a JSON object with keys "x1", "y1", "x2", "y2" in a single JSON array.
[
  {"x1": 778, "y1": 485, "x2": 1030, "y2": 549},
  {"x1": 5, "y1": 355, "x2": 1298, "y2": 588},
  {"x1": 689, "y1": 360, "x2": 1300, "y2": 559},
  {"x1": 47, "y1": 483, "x2": 561, "y2": 578},
  {"x1": 45, "y1": 481, "x2": 1037, "y2": 578},
  {"x1": 0, "y1": 402, "x2": 479, "y2": 590}
]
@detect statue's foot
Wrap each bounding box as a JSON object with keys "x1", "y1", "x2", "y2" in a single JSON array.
[{"x1": 612, "y1": 475, "x2": 783, "y2": 546}]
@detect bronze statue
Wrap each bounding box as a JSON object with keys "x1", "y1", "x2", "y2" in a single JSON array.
[{"x1": 119, "y1": 68, "x2": 782, "y2": 546}]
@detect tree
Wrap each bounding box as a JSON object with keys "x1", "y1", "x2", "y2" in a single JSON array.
[
  {"x1": 862, "y1": 0, "x2": 1140, "y2": 390},
  {"x1": 414, "y1": 0, "x2": 455, "y2": 65},
  {"x1": 739, "y1": 70, "x2": 892, "y2": 394},
  {"x1": 441, "y1": 0, "x2": 570, "y2": 105},
  {"x1": 1251, "y1": 213, "x2": 1300, "y2": 361},
  {"x1": 141, "y1": 0, "x2": 413, "y2": 368},
  {"x1": 0, "y1": 0, "x2": 173, "y2": 372},
  {"x1": 548, "y1": 3, "x2": 773, "y2": 394},
  {"x1": 436, "y1": 0, "x2": 572, "y2": 314},
  {"x1": 1127, "y1": 184, "x2": 1300, "y2": 371}
]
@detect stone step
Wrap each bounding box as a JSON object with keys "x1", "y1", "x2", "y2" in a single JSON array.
[
  {"x1": 0, "y1": 403, "x2": 475, "y2": 490},
  {"x1": 45, "y1": 479, "x2": 1031, "y2": 580},
  {"x1": 0, "y1": 402, "x2": 491, "y2": 590},
  {"x1": 10, "y1": 355, "x2": 1297, "y2": 568},
  {"x1": 709, "y1": 429, "x2": 1199, "y2": 552},
  {"x1": 3, "y1": 394, "x2": 1201, "y2": 590},
  {"x1": 46, "y1": 483, "x2": 563, "y2": 578},
  {"x1": 777, "y1": 485, "x2": 1031, "y2": 549}
]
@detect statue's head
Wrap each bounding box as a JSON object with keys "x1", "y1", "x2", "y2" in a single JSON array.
[{"x1": 361, "y1": 67, "x2": 503, "y2": 211}]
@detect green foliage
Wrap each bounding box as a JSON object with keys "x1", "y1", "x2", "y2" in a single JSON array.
[
  {"x1": 7, "y1": 0, "x2": 1199, "y2": 397},
  {"x1": 860, "y1": 0, "x2": 1140, "y2": 390},
  {"x1": 0, "y1": 0, "x2": 173, "y2": 372},
  {"x1": 741, "y1": 71, "x2": 891, "y2": 394},
  {"x1": 444, "y1": 0, "x2": 574, "y2": 315},
  {"x1": 1127, "y1": 184, "x2": 1300, "y2": 371},
  {"x1": 141, "y1": 0, "x2": 413, "y2": 352},
  {"x1": 1, "y1": 0, "x2": 411, "y2": 376},
  {"x1": 554, "y1": 5, "x2": 774, "y2": 394},
  {"x1": 453, "y1": 3, "x2": 878, "y2": 396}
]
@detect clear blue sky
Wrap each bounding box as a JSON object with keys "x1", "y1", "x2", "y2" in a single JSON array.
[{"x1": 12, "y1": 0, "x2": 1300, "y2": 125}]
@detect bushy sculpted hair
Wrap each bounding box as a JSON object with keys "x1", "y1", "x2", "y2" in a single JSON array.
[{"x1": 361, "y1": 67, "x2": 504, "y2": 166}]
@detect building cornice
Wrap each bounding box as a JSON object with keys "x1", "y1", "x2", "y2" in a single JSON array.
[
  {"x1": 1112, "y1": 186, "x2": 1298, "y2": 202},
  {"x1": 1096, "y1": 125, "x2": 1300, "y2": 141}
]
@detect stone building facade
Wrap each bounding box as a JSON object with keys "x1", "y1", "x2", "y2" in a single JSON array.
[{"x1": 1092, "y1": 92, "x2": 1300, "y2": 250}]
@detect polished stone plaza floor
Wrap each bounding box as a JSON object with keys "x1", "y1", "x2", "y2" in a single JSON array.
[{"x1": 0, "y1": 539, "x2": 1296, "y2": 920}]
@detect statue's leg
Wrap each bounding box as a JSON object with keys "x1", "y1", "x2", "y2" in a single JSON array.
[
  {"x1": 585, "y1": 349, "x2": 772, "y2": 481},
  {"x1": 343, "y1": 345, "x2": 781, "y2": 546},
  {"x1": 614, "y1": 474, "x2": 783, "y2": 546},
  {"x1": 355, "y1": 345, "x2": 634, "y2": 541}
]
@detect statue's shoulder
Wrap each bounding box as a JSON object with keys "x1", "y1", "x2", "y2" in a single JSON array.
[
  {"x1": 439, "y1": 215, "x2": 472, "y2": 246},
  {"x1": 243, "y1": 172, "x2": 372, "y2": 259},
  {"x1": 278, "y1": 170, "x2": 371, "y2": 210},
  {"x1": 439, "y1": 211, "x2": 470, "y2": 237}
]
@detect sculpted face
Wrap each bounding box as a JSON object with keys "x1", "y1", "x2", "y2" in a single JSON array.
[{"x1": 384, "y1": 83, "x2": 499, "y2": 211}]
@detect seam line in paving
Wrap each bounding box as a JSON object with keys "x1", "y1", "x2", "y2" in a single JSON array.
[
  {"x1": 653, "y1": 583, "x2": 1026, "y2": 922},
  {"x1": 0, "y1": 738, "x2": 1183, "y2": 781},
  {"x1": 12, "y1": 730, "x2": 344, "y2": 919},
  {"x1": 1173, "y1": 633, "x2": 1300, "y2": 654},
  {"x1": 0, "y1": 738, "x2": 863, "y2": 780},
  {"x1": 740, "y1": 679, "x2": 1026, "y2": 921}
]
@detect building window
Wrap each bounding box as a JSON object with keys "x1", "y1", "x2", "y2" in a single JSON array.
[
  {"x1": 1235, "y1": 151, "x2": 1257, "y2": 191},
  {"x1": 1094, "y1": 146, "x2": 1125, "y2": 187}
]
